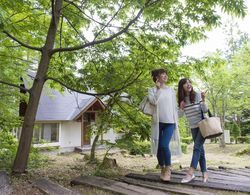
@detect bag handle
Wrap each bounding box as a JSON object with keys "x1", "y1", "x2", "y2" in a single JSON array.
[
  {"x1": 207, "y1": 109, "x2": 213, "y2": 117},
  {"x1": 200, "y1": 102, "x2": 212, "y2": 119}
]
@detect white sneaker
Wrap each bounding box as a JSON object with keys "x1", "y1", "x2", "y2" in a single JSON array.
[{"x1": 181, "y1": 174, "x2": 195, "y2": 183}]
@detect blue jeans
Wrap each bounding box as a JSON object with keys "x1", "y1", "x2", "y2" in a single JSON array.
[
  {"x1": 157, "y1": 123, "x2": 175, "y2": 166},
  {"x1": 190, "y1": 127, "x2": 207, "y2": 172}
]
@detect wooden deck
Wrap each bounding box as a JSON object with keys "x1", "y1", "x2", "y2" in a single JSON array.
[
  {"x1": 0, "y1": 171, "x2": 12, "y2": 195},
  {"x1": 71, "y1": 167, "x2": 250, "y2": 194},
  {"x1": 33, "y1": 178, "x2": 79, "y2": 195}
]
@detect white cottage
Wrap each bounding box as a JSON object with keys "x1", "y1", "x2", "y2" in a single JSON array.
[
  {"x1": 32, "y1": 88, "x2": 123, "y2": 152},
  {"x1": 16, "y1": 73, "x2": 121, "y2": 152},
  {"x1": 32, "y1": 89, "x2": 104, "y2": 151}
]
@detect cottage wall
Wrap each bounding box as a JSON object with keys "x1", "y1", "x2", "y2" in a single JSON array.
[{"x1": 60, "y1": 121, "x2": 81, "y2": 149}]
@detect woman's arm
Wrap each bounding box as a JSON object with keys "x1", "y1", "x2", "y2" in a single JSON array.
[
  {"x1": 196, "y1": 92, "x2": 208, "y2": 112},
  {"x1": 148, "y1": 87, "x2": 161, "y2": 106}
]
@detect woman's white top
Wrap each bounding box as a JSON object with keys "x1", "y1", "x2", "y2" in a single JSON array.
[
  {"x1": 148, "y1": 86, "x2": 182, "y2": 156},
  {"x1": 158, "y1": 87, "x2": 176, "y2": 123}
]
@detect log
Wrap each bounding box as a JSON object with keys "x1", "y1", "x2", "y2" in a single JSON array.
[
  {"x1": 71, "y1": 175, "x2": 167, "y2": 195},
  {"x1": 33, "y1": 178, "x2": 79, "y2": 195},
  {"x1": 0, "y1": 171, "x2": 12, "y2": 195}
]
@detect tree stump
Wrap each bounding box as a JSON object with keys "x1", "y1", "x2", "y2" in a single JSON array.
[{"x1": 101, "y1": 157, "x2": 118, "y2": 169}]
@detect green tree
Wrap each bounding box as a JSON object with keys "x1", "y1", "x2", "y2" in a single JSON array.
[
  {"x1": 194, "y1": 21, "x2": 250, "y2": 147},
  {"x1": 231, "y1": 122, "x2": 240, "y2": 144}
]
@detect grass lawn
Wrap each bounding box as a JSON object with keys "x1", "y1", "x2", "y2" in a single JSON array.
[{"x1": 10, "y1": 143, "x2": 250, "y2": 194}]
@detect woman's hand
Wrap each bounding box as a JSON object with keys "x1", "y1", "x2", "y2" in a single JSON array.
[
  {"x1": 156, "y1": 79, "x2": 161, "y2": 89},
  {"x1": 201, "y1": 91, "x2": 206, "y2": 102},
  {"x1": 180, "y1": 101, "x2": 185, "y2": 110}
]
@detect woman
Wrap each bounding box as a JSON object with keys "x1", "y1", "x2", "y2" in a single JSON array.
[
  {"x1": 148, "y1": 68, "x2": 181, "y2": 181},
  {"x1": 177, "y1": 78, "x2": 208, "y2": 183}
]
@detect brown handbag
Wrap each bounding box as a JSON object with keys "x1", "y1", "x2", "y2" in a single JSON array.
[{"x1": 198, "y1": 109, "x2": 223, "y2": 139}]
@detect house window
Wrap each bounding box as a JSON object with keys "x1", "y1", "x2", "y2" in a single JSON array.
[{"x1": 33, "y1": 123, "x2": 59, "y2": 143}]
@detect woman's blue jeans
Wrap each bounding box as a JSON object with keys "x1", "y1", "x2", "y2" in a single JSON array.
[
  {"x1": 157, "y1": 123, "x2": 175, "y2": 166},
  {"x1": 190, "y1": 127, "x2": 207, "y2": 172}
]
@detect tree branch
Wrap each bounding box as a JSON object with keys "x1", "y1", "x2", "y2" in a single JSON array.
[
  {"x1": 126, "y1": 32, "x2": 163, "y2": 62},
  {"x1": 0, "y1": 54, "x2": 36, "y2": 64},
  {"x1": 52, "y1": 1, "x2": 151, "y2": 53},
  {"x1": 45, "y1": 72, "x2": 142, "y2": 96},
  {"x1": 62, "y1": 13, "x2": 87, "y2": 42},
  {"x1": 63, "y1": 0, "x2": 107, "y2": 27},
  {"x1": 3, "y1": 31, "x2": 42, "y2": 51},
  {"x1": 93, "y1": 0, "x2": 124, "y2": 41},
  {"x1": 0, "y1": 80, "x2": 30, "y2": 93}
]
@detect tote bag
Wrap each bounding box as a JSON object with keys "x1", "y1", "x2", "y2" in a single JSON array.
[
  {"x1": 139, "y1": 97, "x2": 155, "y2": 116},
  {"x1": 198, "y1": 109, "x2": 223, "y2": 139}
]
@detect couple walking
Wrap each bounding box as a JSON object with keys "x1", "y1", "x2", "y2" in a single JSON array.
[{"x1": 148, "y1": 68, "x2": 208, "y2": 183}]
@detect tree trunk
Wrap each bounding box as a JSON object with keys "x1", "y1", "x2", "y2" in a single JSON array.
[
  {"x1": 12, "y1": 0, "x2": 62, "y2": 173},
  {"x1": 219, "y1": 99, "x2": 226, "y2": 148},
  {"x1": 90, "y1": 134, "x2": 99, "y2": 161}
]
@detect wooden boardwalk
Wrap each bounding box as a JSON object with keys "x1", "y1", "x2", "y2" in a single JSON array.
[
  {"x1": 0, "y1": 171, "x2": 12, "y2": 195},
  {"x1": 71, "y1": 167, "x2": 250, "y2": 194},
  {"x1": 33, "y1": 178, "x2": 79, "y2": 195}
]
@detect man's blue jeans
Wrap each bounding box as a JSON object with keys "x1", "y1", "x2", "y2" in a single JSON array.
[
  {"x1": 190, "y1": 127, "x2": 207, "y2": 172},
  {"x1": 157, "y1": 123, "x2": 175, "y2": 166}
]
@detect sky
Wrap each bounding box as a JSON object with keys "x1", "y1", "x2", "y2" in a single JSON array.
[{"x1": 181, "y1": 0, "x2": 250, "y2": 58}]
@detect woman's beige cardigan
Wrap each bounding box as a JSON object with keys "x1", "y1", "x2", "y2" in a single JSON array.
[{"x1": 148, "y1": 87, "x2": 182, "y2": 156}]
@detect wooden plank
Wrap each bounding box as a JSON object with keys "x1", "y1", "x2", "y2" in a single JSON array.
[
  {"x1": 33, "y1": 178, "x2": 79, "y2": 195},
  {"x1": 0, "y1": 171, "x2": 12, "y2": 195},
  {"x1": 119, "y1": 176, "x2": 215, "y2": 195},
  {"x1": 126, "y1": 173, "x2": 250, "y2": 193},
  {"x1": 176, "y1": 169, "x2": 250, "y2": 183},
  {"x1": 71, "y1": 176, "x2": 168, "y2": 195},
  {"x1": 147, "y1": 172, "x2": 250, "y2": 188},
  {"x1": 172, "y1": 170, "x2": 250, "y2": 183},
  {"x1": 206, "y1": 169, "x2": 250, "y2": 179},
  {"x1": 214, "y1": 166, "x2": 250, "y2": 177},
  {"x1": 238, "y1": 168, "x2": 250, "y2": 174},
  {"x1": 224, "y1": 169, "x2": 250, "y2": 177},
  {"x1": 147, "y1": 173, "x2": 250, "y2": 190},
  {"x1": 148, "y1": 171, "x2": 250, "y2": 184}
]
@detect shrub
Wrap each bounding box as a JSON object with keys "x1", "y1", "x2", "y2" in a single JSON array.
[
  {"x1": 116, "y1": 138, "x2": 151, "y2": 155},
  {"x1": 28, "y1": 147, "x2": 50, "y2": 170},
  {"x1": 231, "y1": 123, "x2": 240, "y2": 143},
  {"x1": 181, "y1": 143, "x2": 188, "y2": 154},
  {"x1": 0, "y1": 130, "x2": 50, "y2": 172},
  {"x1": 181, "y1": 137, "x2": 192, "y2": 144},
  {"x1": 237, "y1": 136, "x2": 247, "y2": 143},
  {"x1": 129, "y1": 141, "x2": 151, "y2": 155},
  {"x1": 246, "y1": 136, "x2": 250, "y2": 144},
  {"x1": 236, "y1": 146, "x2": 250, "y2": 156},
  {"x1": 0, "y1": 130, "x2": 18, "y2": 172}
]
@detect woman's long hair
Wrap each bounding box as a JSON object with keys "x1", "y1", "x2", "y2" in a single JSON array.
[{"x1": 177, "y1": 78, "x2": 196, "y2": 106}]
